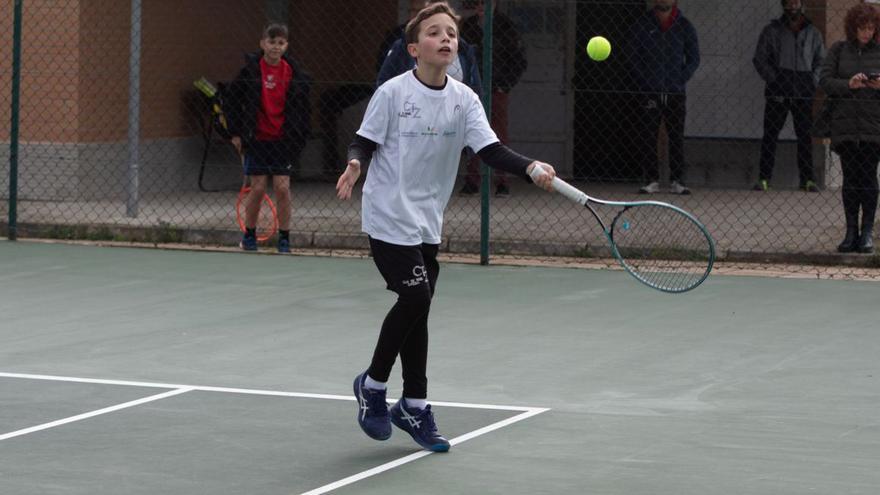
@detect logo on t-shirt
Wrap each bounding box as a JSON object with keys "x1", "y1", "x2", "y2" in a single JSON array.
[
  {"x1": 399, "y1": 101, "x2": 422, "y2": 119},
  {"x1": 265, "y1": 74, "x2": 276, "y2": 90}
]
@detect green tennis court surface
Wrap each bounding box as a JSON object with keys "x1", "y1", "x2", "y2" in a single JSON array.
[{"x1": 1, "y1": 241, "x2": 878, "y2": 494}]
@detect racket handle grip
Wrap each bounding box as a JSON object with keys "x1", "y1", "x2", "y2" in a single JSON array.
[
  {"x1": 528, "y1": 164, "x2": 589, "y2": 205},
  {"x1": 551, "y1": 177, "x2": 589, "y2": 205}
]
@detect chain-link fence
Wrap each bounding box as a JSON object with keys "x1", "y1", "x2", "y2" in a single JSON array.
[{"x1": 1, "y1": 0, "x2": 879, "y2": 277}]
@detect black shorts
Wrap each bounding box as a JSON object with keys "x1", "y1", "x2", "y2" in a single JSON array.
[
  {"x1": 244, "y1": 140, "x2": 292, "y2": 176},
  {"x1": 369, "y1": 237, "x2": 440, "y2": 296}
]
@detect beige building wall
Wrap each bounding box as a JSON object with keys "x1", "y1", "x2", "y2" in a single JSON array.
[{"x1": 1, "y1": 0, "x2": 396, "y2": 144}]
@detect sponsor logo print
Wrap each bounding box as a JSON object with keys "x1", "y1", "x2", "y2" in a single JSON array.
[
  {"x1": 399, "y1": 101, "x2": 422, "y2": 119},
  {"x1": 402, "y1": 265, "x2": 428, "y2": 287}
]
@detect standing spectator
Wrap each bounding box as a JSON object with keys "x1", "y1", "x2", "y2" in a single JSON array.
[
  {"x1": 820, "y1": 4, "x2": 880, "y2": 254},
  {"x1": 226, "y1": 23, "x2": 311, "y2": 253},
  {"x1": 753, "y1": 0, "x2": 825, "y2": 192},
  {"x1": 317, "y1": 1, "x2": 424, "y2": 180},
  {"x1": 625, "y1": 0, "x2": 700, "y2": 195},
  {"x1": 459, "y1": 0, "x2": 528, "y2": 197}
]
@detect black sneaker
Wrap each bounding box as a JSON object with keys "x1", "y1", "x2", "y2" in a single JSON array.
[
  {"x1": 353, "y1": 371, "x2": 391, "y2": 441},
  {"x1": 495, "y1": 184, "x2": 510, "y2": 197},
  {"x1": 390, "y1": 399, "x2": 450, "y2": 452},
  {"x1": 458, "y1": 183, "x2": 479, "y2": 195},
  {"x1": 753, "y1": 179, "x2": 770, "y2": 192}
]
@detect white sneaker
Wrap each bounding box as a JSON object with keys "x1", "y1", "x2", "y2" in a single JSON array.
[
  {"x1": 670, "y1": 181, "x2": 691, "y2": 195},
  {"x1": 639, "y1": 181, "x2": 660, "y2": 194}
]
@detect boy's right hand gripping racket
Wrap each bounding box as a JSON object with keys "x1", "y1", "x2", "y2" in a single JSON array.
[{"x1": 531, "y1": 167, "x2": 715, "y2": 293}]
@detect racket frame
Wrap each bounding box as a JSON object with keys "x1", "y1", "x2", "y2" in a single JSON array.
[
  {"x1": 235, "y1": 177, "x2": 279, "y2": 243},
  {"x1": 549, "y1": 176, "x2": 715, "y2": 293}
]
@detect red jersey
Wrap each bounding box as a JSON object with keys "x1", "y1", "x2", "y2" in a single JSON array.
[{"x1": 255, "y1": 57, "x2": 293, "y2": 141}]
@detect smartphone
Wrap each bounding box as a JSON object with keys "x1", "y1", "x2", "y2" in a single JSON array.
[{"x1": 868, "y1": 73, "x2": 880, "y2": 81}]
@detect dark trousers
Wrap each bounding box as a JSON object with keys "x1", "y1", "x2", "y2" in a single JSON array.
[
  {"x1": 836, "y1": 141, "x2": 880, "y2": 232},
  {"x1": 638, "y1": 93, "x2": 687, "y2": 184},
  {"x1": 367, "y1": 237, "x2": 440, "y2": 399},
  {"x1": 759, "y1": 96, "x2": 815, "y2": 185}
]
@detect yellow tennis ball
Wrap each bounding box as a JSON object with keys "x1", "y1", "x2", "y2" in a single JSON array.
[{"x1": 587, "y1": 36, "x2": 611, "y2": 62}]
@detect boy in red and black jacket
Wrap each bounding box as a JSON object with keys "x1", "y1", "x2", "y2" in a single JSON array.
[{"x1": 226, "y1": 23, "x2": 311, "y2": 253}]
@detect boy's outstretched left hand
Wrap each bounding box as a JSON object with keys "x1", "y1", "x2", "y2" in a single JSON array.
[
  {"x1": 527, "y1": 161, "x2": 556, "y2": 192},
  {"x1": 336, "y1": 159, "x2": 362, "y2": 200}
]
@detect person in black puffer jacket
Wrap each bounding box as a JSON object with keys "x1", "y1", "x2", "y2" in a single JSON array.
[{"x1": 820, "y1": 4, "x2": 880, "y2": 254}]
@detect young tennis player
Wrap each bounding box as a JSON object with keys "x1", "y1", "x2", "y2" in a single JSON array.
[{"x1": 336, "y1": 2, "x2": 556, "y2": 452}]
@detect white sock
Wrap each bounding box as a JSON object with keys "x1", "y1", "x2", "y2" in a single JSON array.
[
  {"x1": 405, "y1": 398, "x2": 427, "y2": 410},
  {"x1": 364, "y1": 375, "x2": 386, "y2": 390}
]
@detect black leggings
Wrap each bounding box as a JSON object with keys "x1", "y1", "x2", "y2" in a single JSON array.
[
  {"x1": 836, "y1": 142, "x2": 880, "y2": 230},
  {"x1": 367, "y1": 237, "x2": 440, "y2": 399}
]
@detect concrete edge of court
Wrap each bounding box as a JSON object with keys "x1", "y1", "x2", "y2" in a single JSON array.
[{"x1": 3, "y1": 233, "x2": 880, "y2": 281}]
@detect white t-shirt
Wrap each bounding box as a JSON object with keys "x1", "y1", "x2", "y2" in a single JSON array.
[{"x1": 357, "y1": 71, "x2": 498, "y2": 246}]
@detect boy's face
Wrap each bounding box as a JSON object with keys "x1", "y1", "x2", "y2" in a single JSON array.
[
  {"x1": 407, "y1": 13, "x2": 458, "y2": 69},
  {"x1": 260, "y1": 36, "x2": 288, "y2": 65}
]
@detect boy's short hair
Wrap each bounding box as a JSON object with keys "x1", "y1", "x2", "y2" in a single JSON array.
[
  {"x1": 262, "y1": 23, "x2": 289, "y2": 40},
  {"x1": 405, "y1": 2, "x2": 459, "y2": 45}
]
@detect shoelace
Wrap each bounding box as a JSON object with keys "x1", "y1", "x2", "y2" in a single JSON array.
[
  {"x1": 365, "y1": 389, "x2": 389, "y2": 418},
  {"x1": 419, "y1": 405, "x2": 438, "y2": 434}
]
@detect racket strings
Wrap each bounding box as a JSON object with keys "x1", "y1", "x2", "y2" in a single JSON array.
[{"x1": 610, "y1": 204, "x2": 713, "y2": 292}]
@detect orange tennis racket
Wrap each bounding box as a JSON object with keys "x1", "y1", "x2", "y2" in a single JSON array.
[{"x1": 235, "y1": 152, "x2": 278, "y2": 242}]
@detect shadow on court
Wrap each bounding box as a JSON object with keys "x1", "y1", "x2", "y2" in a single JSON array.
[{"x1": 1, "y1": 240, "x2": 878, "y2": 494}]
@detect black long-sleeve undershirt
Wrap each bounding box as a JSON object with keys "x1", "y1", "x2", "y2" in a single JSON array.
[{"x1": 346, "y1": 136, "x2": 535, "y2": 180}]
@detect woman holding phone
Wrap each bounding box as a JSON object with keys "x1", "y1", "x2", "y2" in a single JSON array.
[{"x1": 820, "y1": 3, "x2": 880, "y2": 253}]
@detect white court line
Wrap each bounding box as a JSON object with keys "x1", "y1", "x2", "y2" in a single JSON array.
[
  {"x1": 0, "y1": 371, "x2": 551, "y2": 494},
  {"x1": 299, "y1": 407, "x2": 550, "y2": 495},
  {"x1": 0, "y1": 387, "x2": 192, "y2": 441},
  {"x1": 0, "y1": 371, "x2": 539, "y2": 412}
]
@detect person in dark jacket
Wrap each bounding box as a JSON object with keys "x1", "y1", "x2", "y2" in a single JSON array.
[
  {"x1": 820, "y1": 4, "x2": 880, "y2": 254},
  {"x1": 226, "y1": 23, "x2": 311, "y2": 253},
  {"x1": 753, "y1": 0, "x2": 825, "y2": 192},
  {"x1": 625, "y1": 0, "x2": 699, "y2": 195},
  {"x1": 458, "y1": 0, "x2": 528, "y2": 197}
]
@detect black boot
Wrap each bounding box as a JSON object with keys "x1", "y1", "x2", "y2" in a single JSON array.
[
  {"x1": 858, "y1": 225, "x2": 874, "y2": 254},
  {"x1": 838, "y1": 191, "x2": 860, "y2": 253},
  {"x1": 838, "y1": 226, "x2": 859, "y2": 253}
]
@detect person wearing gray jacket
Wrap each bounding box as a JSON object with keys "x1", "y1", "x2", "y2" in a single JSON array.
[
  {"x1": 752, "y1": 0, "x2": 825, "y2": 192},
  {"x1": 819, "y1": 3, "x2": 880, "y2": 254}
]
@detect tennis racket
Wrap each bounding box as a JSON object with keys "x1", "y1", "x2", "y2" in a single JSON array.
[
  {"x1": 235, "y1": 155, "x2": 278, "y2": 243},
  {"x1": 531, "y1": 168, "x2": 715, "y2": 293}
]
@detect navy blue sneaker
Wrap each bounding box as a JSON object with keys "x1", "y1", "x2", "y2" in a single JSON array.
[
  {"x1": 277, "y1": 238, "x2": 290, "y2": 253},
  {"x1": 239, "y1": 233, "x2": 257, "y2": 251},
  {"x1": 390, "y1": 399, "x2": 450, "y2": 452},
  {"x1": 353, "y1": 371, "x2": 391, "y2": 441}
]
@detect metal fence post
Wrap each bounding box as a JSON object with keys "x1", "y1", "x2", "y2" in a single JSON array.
[
  {"x1": 126, "y1": 0, "x2": 142, "y2": 218},
  {"x1": 7, "y1": 0, "x2": 23, "y2": 241},
  {"x1": 479, "y1": 0, "x2": 494, "y2": 265}
]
